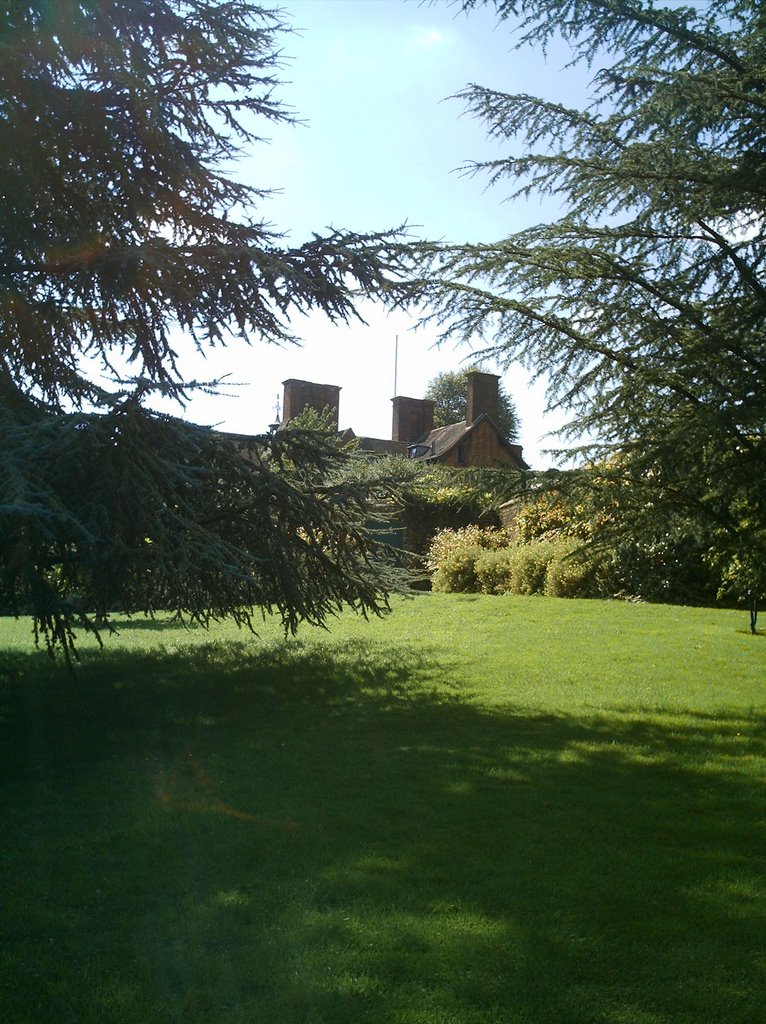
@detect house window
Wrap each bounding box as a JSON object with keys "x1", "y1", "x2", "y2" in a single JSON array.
[{"x1": 456, "y1": 442, "x2": 468, "y2": 466}]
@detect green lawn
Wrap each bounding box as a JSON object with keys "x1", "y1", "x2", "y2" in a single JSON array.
[{"x1": 1, "y1": 595, "x2": 764, "y2": 1024}]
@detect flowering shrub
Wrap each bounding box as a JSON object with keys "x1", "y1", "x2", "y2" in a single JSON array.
[
  {"x1": 543, "y1": 540, "x2": 606, "y2": 598},
  {"x1": 428, "y1": 526, "x2": 610, "y2": 599},
  {"x1": 514, "y1": 493, "x2": 601, "y2": 542},
  {"x1": 507, "y1": 541, "x2": 555, "y2": 595},
  {"x1": 428, "y1": 526, "x2": 511, "y2": 593},
  {"x1": 475, "y1": 548, "x2": 515, "y2": 594},
  {"x1": 431, "y1": 544, "x2": 482, "y2": 593},
  {"x1": 427, "y1": 525, "x2": 510, "y2": 569}
]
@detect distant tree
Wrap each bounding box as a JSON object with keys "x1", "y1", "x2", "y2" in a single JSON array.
[
  {"x1": 0, "y1": 1, "x2": 408, "y2": 655},
  {"x1": 409, "y1": 0, "x2": 766, "y2": 629},
  {"x1": 425, "y1": 367, "x2": 520, "y2": 440}
]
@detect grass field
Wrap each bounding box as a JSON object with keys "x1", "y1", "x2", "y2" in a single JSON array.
[{"x1": 1, "y1": 594, "x2": 764, "y2": 1023}]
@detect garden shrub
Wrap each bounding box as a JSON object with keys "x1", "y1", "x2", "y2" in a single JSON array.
[
  {"x1": 427, "y1": 525, "x2": 510, "y2": 566},
  {"x1": 544, "y1": 539, "x2": 605, "y2": 598},
  {"x1": 507, "y1": 540, "x2": 556, "y2": 595},
  {"x1": 606, "y1": 534, "x2": 720, "y2": 605},
  {"x1": 514, "y1": 494, "x2": 584, "y2": 542},
  {"x1": 428, "y1": 526, "x2": 511, "y2": 593},
  {"x1": 429, "y1": 529, "x2": 598, "y2": 598},
  {"x1": 431, "y1": 544, "x2": 483, "y2": 593},
  {"x1": 511, "y1": 478, "x2": 724, "y2": 606},
  {"x1": 428, "y1": 521, "x2": 722, "y2": 604},
  {"x1": 475, "y1": 547, "x2": 516, "y2": 594}
]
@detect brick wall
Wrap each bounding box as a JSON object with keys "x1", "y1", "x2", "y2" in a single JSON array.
[
  {"x1": 466, "y1": 371, "x2": 500, "y2": 425},
  {"x1": 391, "y1": 396, "x2": 434, "y2": 444},
  {"x1": 282, "y1": 379, "x2": 341, "y2": 429},
  {"x1": 441, "y1": 420, "x2": 523, "y2": 468}
]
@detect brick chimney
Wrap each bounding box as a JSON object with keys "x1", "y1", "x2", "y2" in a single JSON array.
[
  {"x1": 391, "y1": 396, "x2": 434, "y2": 444},
  {"x1": 282, "y1": 379, "x2": 341, "y2": 430},
  {"x1": 466, "y1": 371, "x2": 500, "y2": 425}
]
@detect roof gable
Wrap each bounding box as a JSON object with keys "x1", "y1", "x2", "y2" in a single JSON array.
[{"x1": 413, "y1": 413, "x2": 529, "y2": 469}]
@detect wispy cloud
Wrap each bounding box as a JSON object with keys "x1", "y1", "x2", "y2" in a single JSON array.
[{"x1": 403, "y1": 24, "x2": 453, "y2": 58}]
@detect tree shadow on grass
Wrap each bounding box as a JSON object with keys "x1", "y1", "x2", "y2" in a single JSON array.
[{"x1": 1, "y1": 638, "x2": 764, "y2": 1024}]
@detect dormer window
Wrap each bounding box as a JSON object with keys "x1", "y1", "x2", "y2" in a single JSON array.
[{"x1": 408, "y1": 443, "x2": 432, "y2": 459}]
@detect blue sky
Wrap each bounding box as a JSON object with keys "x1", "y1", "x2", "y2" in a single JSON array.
[{"x1": 165, "y1": 0, "x2": 591, "y2": 467}]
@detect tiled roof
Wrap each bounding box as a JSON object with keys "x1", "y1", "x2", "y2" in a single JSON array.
[
  {"x1": 411, "y1": 414, "x2": 529, "y2": 470},
  {"x1": 416, "y1": 420, "x2": 469, "y2": 460},
  {"x1": 356, "y1": 437, "x2": 407, "y2": 455}
]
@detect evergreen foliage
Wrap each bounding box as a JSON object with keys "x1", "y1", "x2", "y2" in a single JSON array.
[
  {"x1": 1, "y1": 393, "x2": 411, "y2": 655},
  {"x1": 0, "y1": 1, "x2": 408, "y2": 654},
  {"x1": 411, "y1": 0, "x2": 766, "y2": 626}
]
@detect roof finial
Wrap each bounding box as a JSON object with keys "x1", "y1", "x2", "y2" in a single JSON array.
[{"x1": 268, "y1": 393, "x2": 281, "y2": 434}]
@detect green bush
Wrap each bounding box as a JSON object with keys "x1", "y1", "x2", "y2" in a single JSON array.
[
  {"x1": 426, "y1": 517, "x2": 721, "y2": 605},
  {"x1": 429, "y1": 530, "x2": 600, "y2": 598},
  {"x1": 544, "y1": 540, "x2": 605, "y2": 598},
  {"x1": 475, "y1": 548, "x2": 515, "y2": 595},
  {"x1": 400, "y1": 465, "x2": 503, "y2": 555},
  {"x1": 431, "y1": 544, "x2": 483, "y2": 593},
  {"x1": 507, "y1": 541, "x2": 555, "y2": 595},
  {"x1": 428, "y1": 526, "x2": 512, "y2": 594}
]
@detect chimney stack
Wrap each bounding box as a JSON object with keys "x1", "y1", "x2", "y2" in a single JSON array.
[
  {"x1": 391, "y1": 396, "x2": 434, "y2": 444},
  {"x1": 282, "y1": 379, "x2": 341, "y2": 430},
  {"x1": 466, "y1": 371, "x2": 500, "y2": 425}
]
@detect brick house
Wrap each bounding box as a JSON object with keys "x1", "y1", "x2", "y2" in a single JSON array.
[{"x1": 278, "y1": 371, "x2": 529, "y2": 470}]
